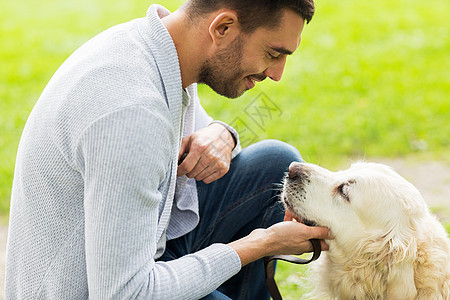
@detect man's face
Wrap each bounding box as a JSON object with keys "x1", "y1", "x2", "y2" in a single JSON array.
[{"x1": 199, "y1": 9, "x2": 305, "y2": 99}]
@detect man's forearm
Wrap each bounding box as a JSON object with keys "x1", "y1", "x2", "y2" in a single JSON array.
[{"x1": 228, "y1": 229, "x2": 271, "y2": 267}]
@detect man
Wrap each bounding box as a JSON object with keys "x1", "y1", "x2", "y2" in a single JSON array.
[{"x1": 5, "y1": 0, "x2": 331, "y2": 299}]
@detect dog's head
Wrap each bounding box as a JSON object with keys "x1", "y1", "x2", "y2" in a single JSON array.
[
  {"x1": 282, "y1": 162, "x2": 450, "y2": 299},
  {"x1": 281, "y1": 162, "x2": 427, "y2": 248}
]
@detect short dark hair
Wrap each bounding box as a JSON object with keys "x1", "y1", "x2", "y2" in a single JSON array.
[{"x1": 184, "y1": 0, "x2": 315, "y2": 33}]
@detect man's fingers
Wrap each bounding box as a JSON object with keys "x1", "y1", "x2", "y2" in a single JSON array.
[
  {"x1": 302, "y1": 238, "x2": 329, "y2": 253},
  {"x1": 320, "y1": 239, "x2": 330, "y2": 251},
  {"x1": 283, "y1": 210, "x2": 295, "y2": 222},
  {"x1": 201, "y1": 170, "x2": 222, "y2": 184},
  {"x1": 177, "y1": 152, "x2": 201, "y2": 177},
  {"x1": 177, "y1": 125, "x2": 233, "y2": 180},
  {"x1": 309, "y1": 226, "x2": 333, "y2": 241},
  {"x1": 178, "y1": 137, "x2": 190, "y2": 162},
  {"x1": 187, "y1": 157, "x2": 212, "y2": 179},
  {"x1": 299, "y1": 224, "x2": 333, "y2": 252}
]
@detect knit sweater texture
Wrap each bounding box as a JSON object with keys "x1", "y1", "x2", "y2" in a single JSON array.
[{"x1": 5, "y1": 5, "x2": 242, "y2": 299}]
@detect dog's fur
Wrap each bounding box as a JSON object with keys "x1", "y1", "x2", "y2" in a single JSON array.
[{"x1": 281, "y1": 162, "x2": 450, "y2": 299}]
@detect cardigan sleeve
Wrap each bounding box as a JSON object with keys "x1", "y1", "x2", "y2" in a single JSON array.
[{"x1": 75, "y1": 105, "x2": 241, "y2": 299}]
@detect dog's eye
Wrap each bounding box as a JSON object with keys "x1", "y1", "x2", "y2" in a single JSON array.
[
  {"x1": 337, "y1": 184, "x2": 350, "y2": 202},
  {"x1": 337, "y1": 180, "x2": 355, "y2": 202}
]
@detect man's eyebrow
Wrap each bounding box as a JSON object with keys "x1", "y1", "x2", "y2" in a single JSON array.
[{"x1": 270, "y1": 46, "x2": 294, "y2": 56}]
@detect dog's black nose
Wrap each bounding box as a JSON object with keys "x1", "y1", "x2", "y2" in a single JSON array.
[{"x1": 288, "y1": 162, "x2": 303, "y2": 179}]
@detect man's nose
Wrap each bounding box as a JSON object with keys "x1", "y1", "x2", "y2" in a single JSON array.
[{"x1": 264, "y1": 56, "x2": 287, "y2": 82}]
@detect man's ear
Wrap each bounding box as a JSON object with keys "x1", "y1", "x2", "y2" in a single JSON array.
[{"x1": 208, "y1": 11, "x2": 240, "y2": 46}]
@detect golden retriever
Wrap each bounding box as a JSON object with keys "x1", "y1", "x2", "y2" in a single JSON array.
[{"x1": 281, "y1": 162, "x2": 450, "y2": 299}]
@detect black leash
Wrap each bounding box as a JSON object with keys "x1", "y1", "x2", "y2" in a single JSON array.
[{"x1": 264, "y1": 239, "x2": 322, "y2": 300}]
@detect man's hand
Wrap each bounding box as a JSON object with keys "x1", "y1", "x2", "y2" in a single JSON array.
[
  {"x1": 264, "y1": 221, "x2": 331, "y2": 255},
  {"x1": 228, "y1": 221, "x2": 333, "y2": 267},
  {"x1": 177, "y1": 123, "x2": 235, "y2": 184}
]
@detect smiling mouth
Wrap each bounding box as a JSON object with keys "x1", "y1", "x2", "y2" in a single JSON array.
[
  {"x1": 246, "y1": 74, "x2": 267, "y2": 89},
  {"x1": 247, "y1": 77, "x2": 256, "y2": 89}
]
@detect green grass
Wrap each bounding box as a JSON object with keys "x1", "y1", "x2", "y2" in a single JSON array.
[
  {"x1": 2, "y1": 0, "x2": 449, "y2": 212},
  {"x1": 275, "y1": 260, "x2": 314, "y2": 299},
  {"x1": 198, "y1": 0, "x2": 450, "y2": 164},
  {"x1": 1, "y1": 0, "x2": 449, "y2": 297}
]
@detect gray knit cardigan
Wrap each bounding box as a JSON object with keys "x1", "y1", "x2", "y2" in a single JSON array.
[{"x1": 5, "y1": 5, "x2": 242, "y2": 299}]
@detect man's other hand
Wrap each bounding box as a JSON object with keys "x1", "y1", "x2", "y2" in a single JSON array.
[{"x1": 177, "y1": 123, "x2": 235, "y2": 184}]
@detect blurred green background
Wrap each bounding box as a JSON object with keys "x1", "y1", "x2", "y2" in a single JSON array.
[
  {"x1": 2, "y1": 0, "x2": 449, "y2": 215},
  {"x1": 1, "y1": 0, "x2": 449, "y2": 297}
]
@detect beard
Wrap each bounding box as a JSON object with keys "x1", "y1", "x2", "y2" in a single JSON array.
[{"x1": 198, "y1": 35, "x2": 249, "y2": 99}]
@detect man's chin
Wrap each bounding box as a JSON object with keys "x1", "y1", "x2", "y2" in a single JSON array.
[
  {"x1": 224, "y1": 89, "x2": 246, "y2": 99},
  {"x1": 200, "y1": 82, "x2": 246, "y2": 99},
  {"x1": 222, "y1": 89, "x2": 247, "y2": 99}
]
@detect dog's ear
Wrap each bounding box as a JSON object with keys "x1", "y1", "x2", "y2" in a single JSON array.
[
  {"x1": 350, "y1": 228, "x2": 418, "y2": 296},
  {"x1": 386, "y1": 260, "x2": 417, "y2": 299},
  {"x1": 385, "y1": 230, "x2": 418, "y2": 298},
  {"x1": 388, "y1": 223, "x2": 417, "y2": 262},
  {"x1": 354, "y1": 231, "x2": 416, "y2": 264}
]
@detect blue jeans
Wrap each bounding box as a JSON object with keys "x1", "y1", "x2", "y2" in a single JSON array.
[{"x1": 159, "y1": 140, "x2": 302, "y2": 300}]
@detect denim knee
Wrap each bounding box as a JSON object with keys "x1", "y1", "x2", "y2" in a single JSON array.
[
  {"x1": 245, "y1": 139, "x2": 302, "y2": 166},
  {"x1": 258, "y1": 139, "x2": 302, "y2": 162},
  {"x1": 234, "y1": 139, "x2": 303, "y2": 183}
]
